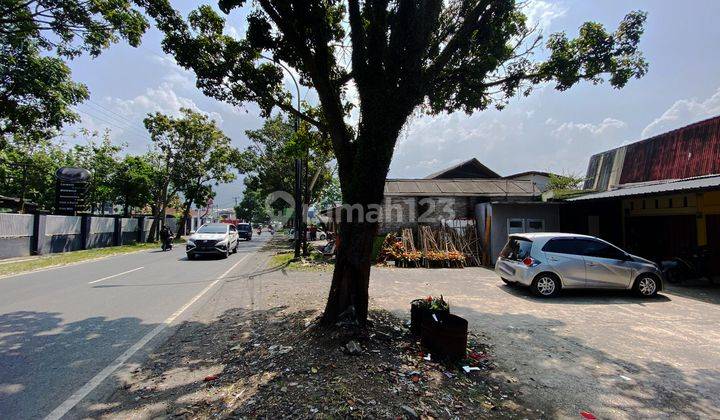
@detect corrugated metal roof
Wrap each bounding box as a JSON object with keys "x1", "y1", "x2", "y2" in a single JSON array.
[
  {"x1": 567, "y1": 174, "x2": 720, "y2": 201},
  {"x1": 384, "y1": 179, "x2": 539, "y2": 197},
  {"x1": 583, "y1": 115, "x2": 720, "y2": 190}
]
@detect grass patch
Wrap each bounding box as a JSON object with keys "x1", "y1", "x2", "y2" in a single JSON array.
[
  {"x1": 268, "y1": 250, "x2": 334, "y2": 272},
  {"x1": 0, "y1": 242, "x2": 160, "y2": 277}
]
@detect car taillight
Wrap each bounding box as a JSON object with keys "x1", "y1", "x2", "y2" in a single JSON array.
[{"x1": 523, "y1": 257, "x2": 534, "y2": 266}]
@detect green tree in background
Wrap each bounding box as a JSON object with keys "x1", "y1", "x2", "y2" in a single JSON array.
[
  {"x1": 144, "y1": 0, "x2": 648, "y2": 326},
  {"x1": 170, "y1": 109, "x2": 239, "y2": 237},
  {"x1": 112, "y1": 154, "x2": 157, "y2": 217},
  {"x1": 547, "y1": 173, "x2": 585, "y2": 191},
  {"x1": 0, "y1": 139, "x2": 71, "y2": 210},
  {"x1": 234, "y1": 178, "x2": 270, "y2": 223},
  {"x1": 144, "y1": 108, "x2": 239, "y2": 239},
  {"x1": 69, "y1": 131, "x2": 124, "y2": 214},
  {"x1": 317, "y1": 176, "x2": 341, "y2": 210},
  {"x1": 241, "y1": 115, "x2": 334, "y2": 210}
]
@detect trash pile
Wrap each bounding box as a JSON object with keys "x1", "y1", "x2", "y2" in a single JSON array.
[
  {"x1": 378, "y1": 223, "x2": 482, "y2": 268},
  {"x1": 118, "y1": 308, "x2": 541, "y2": 419}
]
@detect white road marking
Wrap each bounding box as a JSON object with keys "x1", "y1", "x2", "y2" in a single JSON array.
[
  {"x1": 44, "y1": 253, "x2": 251, "y2": 420},
  {"x1": 88, "y1": 267, "x2": 145, "y2": 284}
]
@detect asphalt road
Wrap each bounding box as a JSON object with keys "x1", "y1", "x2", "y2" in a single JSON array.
[{"x1": 0, "y1": 234, "x2": 269, "y2": 420}]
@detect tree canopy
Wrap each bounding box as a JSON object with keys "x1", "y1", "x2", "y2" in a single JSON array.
[
  {"x1": 0, "y1": 0, "x2": 149, "y2": 146},
  {"x1": 0, "y1": 0, "x2": 148, "y2": 58},
  {"x1": 0, "y1": 35, "x2": 89, "y2": 146}
]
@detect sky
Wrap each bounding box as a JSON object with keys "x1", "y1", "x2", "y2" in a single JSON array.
[{"x1": 63, "y1": 0, "x2": 720, "y2": 209}]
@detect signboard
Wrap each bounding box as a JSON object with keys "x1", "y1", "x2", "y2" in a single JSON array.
[{"x1": 55, "y1": 167, "x2": 91, "y2": 215}]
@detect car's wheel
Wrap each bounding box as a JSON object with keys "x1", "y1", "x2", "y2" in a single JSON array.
[
  {"x1": 501, "y1": 278, "x2": 517, "y2": 287},
  {"x1": 531, "y1": 273, "x2": 561, "y2": 297},
  {"x1": 633, "y1": 274, "x2": 659, "y2": 297},
  {"x1": 223, "y1": 247, "x2": 230, "y2": 259},
  {"x1": 186, "y1": 253, "x2": 194, "y2": 260}
]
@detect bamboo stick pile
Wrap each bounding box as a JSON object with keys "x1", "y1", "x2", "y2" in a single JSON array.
[{"x1": 378, "y1": 221, "x2": 483, "y2": 268}]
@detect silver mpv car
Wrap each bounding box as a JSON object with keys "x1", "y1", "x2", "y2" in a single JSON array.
[{"x1": 495, "y1": 233, "x2": 663, "y2": 297}]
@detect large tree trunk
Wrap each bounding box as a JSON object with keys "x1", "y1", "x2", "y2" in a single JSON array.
[
  {"x1": 317, "y1": 75, "x2": 414, "y2": 327},
  {"x1": 320, "y1": 145, "x2": 393, "y2": 327},
  {"x1": 321, "y1": 217, "x2": 378, "y2": 327}
]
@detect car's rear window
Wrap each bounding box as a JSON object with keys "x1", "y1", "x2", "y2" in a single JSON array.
[
  {"x1": 237, "y1": 224, "x2": 251, "y2": 231},
  {"x1": 500, "y1": 237, "x2": 533, "y2": 261}
]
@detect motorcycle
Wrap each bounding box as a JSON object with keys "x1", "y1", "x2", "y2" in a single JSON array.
[
  {"x1": 161, "y1": 236, "x2": 173, "y2": 251},
  {"x1": 661, "y1": 246, "x2": 713, "y2": 284}
]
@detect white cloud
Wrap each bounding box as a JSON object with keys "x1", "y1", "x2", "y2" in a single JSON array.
[
  {"x1": 549, "y1": 117, "x2": 627, "y2": 143},
  {"x1": 110, "y1": 82, "x2": 222, "y2": 123},
  {"x1": 64, "y1": 82, "x2": 225, "y2": 155},
  {"x1": 150, "y1": 54, "x2": 195, "y2": 89},
  {"x1": 523, "y1": 0, "x2": 567, "y2": 32},
  {"x1": 641, "y1": 87, "x2": 720, "y2": 139},
  {"x1": 390, "y1": 111, "x2": 630, "y2": 180}
]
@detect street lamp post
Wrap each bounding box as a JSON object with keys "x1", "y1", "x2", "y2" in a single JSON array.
[{"x1": 263, "y1": 56, "x2": 303, "y2": 259}]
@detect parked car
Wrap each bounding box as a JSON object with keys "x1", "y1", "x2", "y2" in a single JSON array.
[
  {"x1": 237, "y1": 223, "x2": 253, "y2": 241},
  {"x1": 288, "y1": 228, "x2": 327, "y2": 240},
  {"x1": 495, "y1": 233, "x2": 663, "y2": 297},
  {"x1": 186, "y1": 223, "x2": 239, "y2": 259}
]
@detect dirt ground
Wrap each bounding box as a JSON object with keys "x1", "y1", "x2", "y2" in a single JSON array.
[
  {"x1": 79, "y1": 250, "x2": 540, "y2": 419},
  {"x1": 370, "y1": 265, "x2": 720, "y2": 419}
]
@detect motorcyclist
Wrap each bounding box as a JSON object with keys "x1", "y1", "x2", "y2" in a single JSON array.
[{"x1": 160, "y1": 225, "x2": 173, "y2": 251}]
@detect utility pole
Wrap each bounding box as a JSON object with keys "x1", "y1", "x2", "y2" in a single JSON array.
[{"x1": 260, "y1": 55, "x2": 303, "y2": 260}]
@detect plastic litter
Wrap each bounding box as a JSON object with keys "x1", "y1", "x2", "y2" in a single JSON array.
[
  {"x1": 462, "y1": 366, "x2": 480, "y2": 373},
  {"x1": 580, "y1": 411, "x2": 597, "y2": 419}
]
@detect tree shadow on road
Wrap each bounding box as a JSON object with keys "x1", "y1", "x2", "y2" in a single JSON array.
[{"x1": 0, "y1": 310, "x2": 156, "y2": 419}]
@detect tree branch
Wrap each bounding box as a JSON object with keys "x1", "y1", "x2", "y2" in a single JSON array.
[{"x1": 424, "y1": 0, "x2": 494, "y2": 83}]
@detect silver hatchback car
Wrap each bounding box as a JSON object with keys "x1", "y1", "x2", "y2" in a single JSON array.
[{"x1": 495, "y1": 233, "x2": 663, "y2": 297}]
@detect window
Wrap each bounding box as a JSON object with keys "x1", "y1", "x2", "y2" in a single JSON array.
[
  {"x1": 500, "y1": 237, "x2": 533, "y2": 261},
  {"x1": 655, "y1": 199, "x2": 659, "y2": 209},
  {"x1": 683, "y1": 196, "x2": 688, "y2": 207},
  {"x1": 526, "y1": 219, "x2": 545, "y2": 232},
  {"x1": 229, "y1": 225, "x2": 236, "y2": 232},
  {"x1": 642, "y1": 200, "x2": 646, "y2": 210},
  {"x1": 668, "y1": 198, "x2": 673, "y2": 208},
  {"x1": 630, "y1": 201, "x2": 634, "y2": 211},
  {"x1": 542, "y1": 238, "x2": 585, "y2": 255},
  {"x1": 237, "y1": 224, "x2": 251, "y2": 232},
  {"x1": 576, "y1": 239, "x2": 626, "y2": 260},
  {"x1": 197, "y1": 225, "x2": 228, "y2": 234},
  {"x1": 507, "y1": 219, "x2": 524, "y2": 234}
]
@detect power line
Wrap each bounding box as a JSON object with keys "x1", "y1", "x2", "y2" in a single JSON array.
[
  {"x1": 79, "y1": 102, "x2": 151, "y2": 139},
  {"x1": 86, "y1": 99, "x2": 148, "y2": 131},
  {"x1": 72, "y1": 107, "x2": 154, "y2": 144}
]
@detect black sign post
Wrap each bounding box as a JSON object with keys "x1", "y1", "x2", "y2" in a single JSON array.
[{"x1": 55, "y1": 167, "x2": 91, "y2": 215}]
